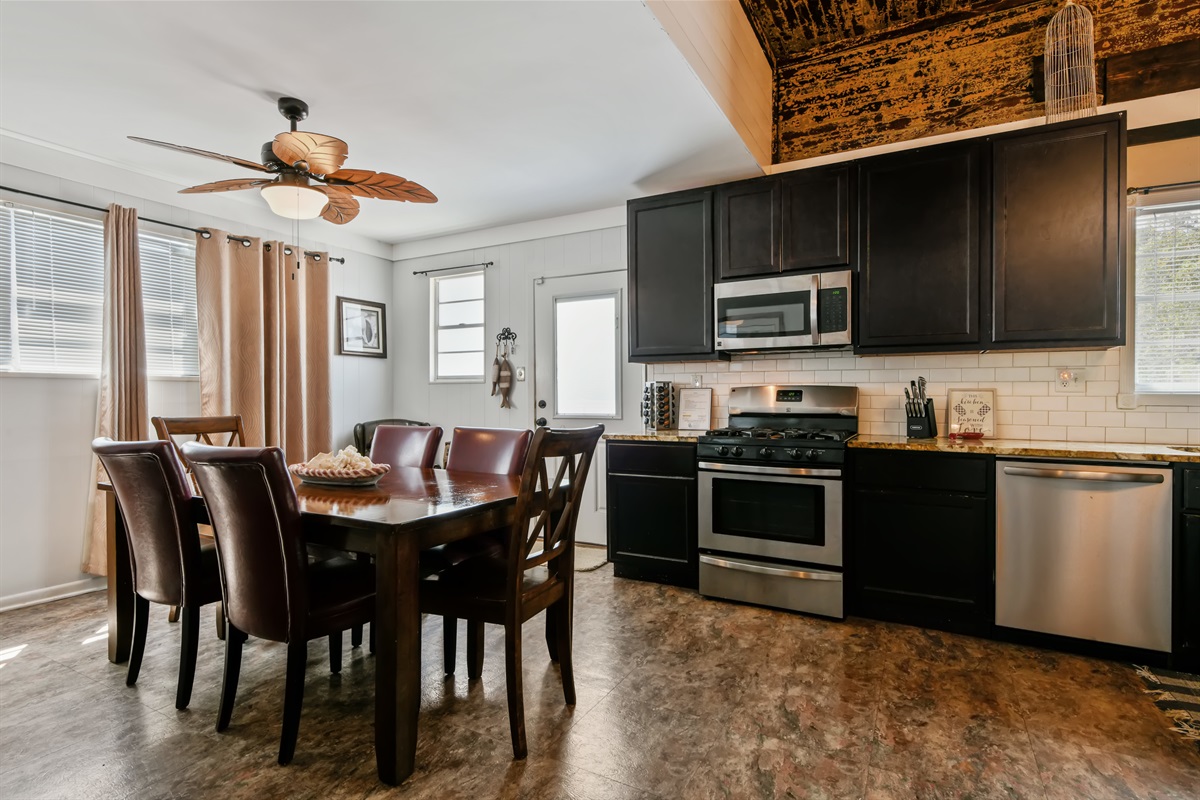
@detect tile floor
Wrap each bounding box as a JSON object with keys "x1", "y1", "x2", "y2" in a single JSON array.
[{"x1": 2, "y1": 567, "x2": 1198, "y2": 799}]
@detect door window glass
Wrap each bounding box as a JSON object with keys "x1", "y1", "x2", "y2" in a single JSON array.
[{"x1": 554, "y1": 292, "x2": 619, "y2": 417}]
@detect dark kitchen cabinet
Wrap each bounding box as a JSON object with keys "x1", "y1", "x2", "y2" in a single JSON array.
[
  {"x1": 628, "y1": 190, "x2": 715, "y2": 361},
  {"x1": 607, "y1": 440, "x2": 698, "y2": 588},
  {"x1": 990, "y1": 115, "x2": 1125, "y2": 347},
  {"x1": 715, "y1": 164, "x2": 855, "y2": 282},
  {"x1": 849, "y1": 449, "x2": 993, "y2": 635},
  {"x1": 856, "y1": 142, "x2": 983, "y2": 352},
  {"x1": 1174, "y1": 466, "x2": 1200, "y2": 672}
]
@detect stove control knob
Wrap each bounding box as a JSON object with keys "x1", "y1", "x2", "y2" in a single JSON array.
[
  {"x1": 716, "y1": 445, "x2": 729, "y2": 456},
  {"x1": 759, "y1": 448, "x2": 773, "y2": 459},
  {"x1": 731, "y1": 446, "x2": 744, "y2": 457},
  {"x1": 786, "y1": 448, "x2": 802, "y2": 459},
  {"x1": 805, "y1": 449, "x2": 820, "y2": 460}
]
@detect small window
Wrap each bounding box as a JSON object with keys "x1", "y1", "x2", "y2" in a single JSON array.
[
  {"x1": 1132, "y1": 199, "x2": 1199, "y2": 397},
  {"x1": 0, "y1": 204, "x2": 200, "y2": 377},
  {"x1": 430, "y1": 270, "x2": 485, "y2": 382}
]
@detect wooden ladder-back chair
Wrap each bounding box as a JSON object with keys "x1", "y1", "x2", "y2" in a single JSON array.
[
  {"x1": 152, "y1": 415, "x2": 245, "y2": 632},
  {"x1": 419, "y1": 424, "x2": 604, "y2": 759}
]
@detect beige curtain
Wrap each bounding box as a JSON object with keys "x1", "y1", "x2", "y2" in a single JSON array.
[
  {"x1": 195, "y1": 230, "x2": 332, "y2": 462},
  {"x1": 83, "y1": 205, "x2": 148, "y2": 576}
]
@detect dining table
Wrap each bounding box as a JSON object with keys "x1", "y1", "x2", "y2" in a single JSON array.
[{"x1": 100, "y1": 465, "x2": 523, "y2": 785}]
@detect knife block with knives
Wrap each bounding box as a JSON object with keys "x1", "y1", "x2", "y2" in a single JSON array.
[{"x1": 905, "y1": 377, "x2": 938, "y2": 439}]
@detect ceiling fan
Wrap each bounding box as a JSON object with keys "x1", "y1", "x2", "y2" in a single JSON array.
[{"x1": 129, "y1": 97, "x2": 436, "y2": 225}]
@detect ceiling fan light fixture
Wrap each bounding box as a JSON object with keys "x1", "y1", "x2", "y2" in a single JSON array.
[{"x1": 260, "y1": 179, "x2": 326, "y2": 220}]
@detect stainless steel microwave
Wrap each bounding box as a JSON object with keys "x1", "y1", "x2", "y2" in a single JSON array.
[{"x1": 714, "y1": 271, "x2": 852, "y2": 352}]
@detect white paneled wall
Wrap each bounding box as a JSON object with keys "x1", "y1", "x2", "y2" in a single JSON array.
[
  {"x1": 393, "y1": 226, "x2": 629, "y2": 433},
  {"x1": 651, "y1": 349, "x2": 1200, "y2": 444}
]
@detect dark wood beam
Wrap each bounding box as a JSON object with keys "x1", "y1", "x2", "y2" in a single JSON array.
[
  {"x1": 1128, "y1": 119, "x2": 1200, "y2": 147},
  {"x1": 1105, "y1": 39, "x2": 1200, "y2": 104}
]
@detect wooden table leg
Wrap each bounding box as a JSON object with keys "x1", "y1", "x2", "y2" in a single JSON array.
[
  {"x1": 105, "y1": 492, "x2": 133, "y2": 664},
  {"x1": 374, "y1": 532, "x2": 420, "y2": 785}
]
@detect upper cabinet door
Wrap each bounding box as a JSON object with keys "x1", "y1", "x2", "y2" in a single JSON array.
[
  {"x1": 715, "y1": 179, "x2": 781, "y2": 281},
  {"x1": 781, "y1": 163, "x2": 855, "y2": 272},
  {"x1": 858, "y1": 142, "x2": 983, "y2": 351},
  {"x1": 991, "y1": 117, "x2": 1125, "y2": 347},
  {"x1": 627, "y1": 190, "x2": 715, "y2": 361}
]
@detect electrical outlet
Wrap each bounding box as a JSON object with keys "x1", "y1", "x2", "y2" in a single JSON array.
[
  {"x1": 1054, "y1": 367, "x2": 1085, "y2": 393},
  {"x1": 692, "y1": 374, "x2": 704, "y2": 387}
]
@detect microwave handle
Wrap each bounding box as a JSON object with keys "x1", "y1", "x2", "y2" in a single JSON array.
[{"x1": 810, "y1": 273, "x2": 821, "y2": 345}]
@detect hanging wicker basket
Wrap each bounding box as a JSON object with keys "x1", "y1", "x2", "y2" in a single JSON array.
[{"x1": 1044, "y1": 0, "x2": 1098, "y2": 122}]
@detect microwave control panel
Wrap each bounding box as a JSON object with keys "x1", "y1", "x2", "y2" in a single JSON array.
[{"x1": 818, "y1": 288, "x2": 849, "y2": 333}]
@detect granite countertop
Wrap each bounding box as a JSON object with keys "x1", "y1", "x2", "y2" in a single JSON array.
[
  {"x1": 602, "y1": 430, "x2": 705, "y2": 442},
  {"x1": 850, "y1": 434, "x2": 1200, "y2": 464}
]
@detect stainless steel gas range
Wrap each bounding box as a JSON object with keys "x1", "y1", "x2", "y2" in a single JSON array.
[{"x1": 697, "y1": 385, "x2": 858, "y2": 619}]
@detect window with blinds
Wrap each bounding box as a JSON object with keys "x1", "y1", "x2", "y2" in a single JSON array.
[
  {"x1": 430, "y1": 270, "x2": 485, "y2": 381},
  {"x1": 0, "y1": 204, "x2": 199, "y2": 377},
  {"x1": 1133, "y1": 200, "x2": 1200, "y2": 395}
]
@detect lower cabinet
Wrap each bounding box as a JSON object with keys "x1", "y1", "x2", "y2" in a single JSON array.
[
  {"x1": 606, "y1": 440, "x2": 698, "y2": 588},
  {"x1": 849, "y1": 450, "x2": 993, "y2": 635},
  {"x1": 1175, "y1": 466, "x2": 1200, "y2": 671}
]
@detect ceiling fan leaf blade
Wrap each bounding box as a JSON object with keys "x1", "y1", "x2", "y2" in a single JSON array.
[
  {"x1": 128, "y1": 136, "x2": 273, "y2": 173},
  {"x1": 273, "y1": 132, "x2": 349, "y2": 175},
  {"x1": 324, "y1": 169, "x2": 438, "y2": 203},
  {"x1": 317, "y1": 185, "x2": 361, "y2": 224},
  {"x1": 178, "y1": 177, "x2": 274, "y2": 194}
]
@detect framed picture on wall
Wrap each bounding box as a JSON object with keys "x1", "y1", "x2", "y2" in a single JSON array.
[{"x1": 337, "y1": 297, "x2": 387, "y2": 358}]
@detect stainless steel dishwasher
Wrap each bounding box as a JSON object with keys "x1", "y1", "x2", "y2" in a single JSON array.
[{"x1": 995, "y1": 459, "x2": 1173, "y2": 652}]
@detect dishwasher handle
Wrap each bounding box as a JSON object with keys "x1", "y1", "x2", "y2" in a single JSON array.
[{"x1": 1002, "y1": 465, "x2": 1165, "y2": 484}]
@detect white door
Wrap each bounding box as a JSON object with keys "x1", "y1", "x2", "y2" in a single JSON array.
[{"x1": 533, "y1": 271, "x2": 644, "y2": 545}]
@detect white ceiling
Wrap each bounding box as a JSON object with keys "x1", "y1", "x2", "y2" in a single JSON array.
[{"x1": 0, "y1": 0, "x2": 760, "y2": 247}]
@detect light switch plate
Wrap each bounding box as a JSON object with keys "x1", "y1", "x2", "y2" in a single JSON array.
[{"x1": 515, "y1": 367, "x2": 526, "y2": 381}]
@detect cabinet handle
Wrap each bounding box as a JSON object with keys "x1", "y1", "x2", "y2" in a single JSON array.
[
  {"x1": 608, "y1": 472, "x2": 695, "y2": 481},
  {"x1": 700, "y1": 554, "x2": 842, "y2": 581},
  {"x1": 1002, "y1": 466, "x2": 1165, "y2": 484}
]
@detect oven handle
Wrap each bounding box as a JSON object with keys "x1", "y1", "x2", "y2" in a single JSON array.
[
  {"x1": 700, "y1": 554, "x2": 842, "y2": 581},
  {"x1": 698, "y1": 461, "x2": 841, "y2": 478}
]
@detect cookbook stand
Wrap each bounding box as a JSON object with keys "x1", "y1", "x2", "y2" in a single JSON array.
[{"x1": 906, "y1": 399, "x2": 938, "y2": 439}]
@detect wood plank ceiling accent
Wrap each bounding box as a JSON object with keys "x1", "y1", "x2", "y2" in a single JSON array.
[{"x1": 736, "y1": 0, "x2": 1200, "y2": 163}]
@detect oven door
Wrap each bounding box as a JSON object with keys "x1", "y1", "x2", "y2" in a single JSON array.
[
  {"x1": 698, "y1": 462, "x2": 843, "y2": 567},
  {"x1": 714, "y1": 274, "x2": 817, "y2": 351}
]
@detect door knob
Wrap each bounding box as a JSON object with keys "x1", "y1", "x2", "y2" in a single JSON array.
[
  {"x1": 536, "y1": 417, "x2": 548, "y2": 427},
  {"x1": 538, "y1": 400, "x2": 547, "y2": 408}
]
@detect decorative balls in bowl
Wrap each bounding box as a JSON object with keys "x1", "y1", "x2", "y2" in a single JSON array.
[{"x1": 289, "y1": 446, "x2": 390, "y2": 487}]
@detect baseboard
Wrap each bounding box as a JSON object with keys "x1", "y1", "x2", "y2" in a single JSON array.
[{"x1": 0, "y1": 577, "x2": 107, "y2": 613}]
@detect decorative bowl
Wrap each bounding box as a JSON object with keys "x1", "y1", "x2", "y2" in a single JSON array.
[{"x1": 288, "y1": 462, "x2": 390, "y2": 487}]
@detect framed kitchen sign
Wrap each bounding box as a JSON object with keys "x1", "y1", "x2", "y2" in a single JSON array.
[
  {"x1": 337, "y1": 296, "x2": 387, "y2": 358},
  {"x1": 947, "y1": 389, "x2": 996, "y2": 438},
  {"x1": 677, "y1": 387, "x2": 713, "y2": 431}
]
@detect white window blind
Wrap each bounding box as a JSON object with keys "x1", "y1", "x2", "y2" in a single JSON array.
[
  {"x1": 140, "y1": 232, "x2": 198, "y2": 377},
  {"x1": 1133, "y1": 201, "x2": 1200, "y2": 395},
  {"x1": 0, "y1": 206, "x2": 105, "y2": 373},
  {"x1": 430, "y1": 270, "x2": 485, "y2": 381},
  {"x1": 0, "y1": 204, "x2": 199, "y2": 377}
]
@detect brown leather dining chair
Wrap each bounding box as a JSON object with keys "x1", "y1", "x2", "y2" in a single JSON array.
[
  {"x1": 152, "y1": 414, "x2": 246, "y2": 632},
  {"x1": 369, "y1": 424, "x2": 443, "y2": 469},
  {"x1": 420, "y1": 424, "x2": 604, "y2": 759},
  {"x1": 90, "y1": 438, "x2": 222, "y2": 710},
  {"x1": 182, "y1": 442, "x2": 375, "y2": 766},
  {"x1": 434, "y1": 426, "x2": 534, "y2": 675}
]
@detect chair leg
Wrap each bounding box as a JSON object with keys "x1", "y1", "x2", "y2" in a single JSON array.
[
  {"x1": 553, "y1": 600, "x2": 576, "y2": 706},
  {"x1": 167, "y1": 604, "x2": 180, "y2": 623},
  {"x1": 467, "y1": 620, "x2": 485, "y2": 680},
  {"x1": 126, "y1": 594, "x2": 149, "y2": 687},
  {"x1": 328, "y1": 631, "x2": 342, "y2": 674},
  {"x1": 545, "y1": 613, "x2": 559, "y2": 663},
  {"x1": 504, "y1": 620, "x2": 527, "y2": 759},
  {"x1": 217, "y1": 626, "x2": 246, "y2": 732},
  {"x1": 279, "y1": 641, "x2": 308, "y2": 765},
  {"x1": 351, "y1": 625, "x2": 363, "y2": 648},
  {"x1": 215, "y1": 603, "x2": 226, "y2": 641},
  {"x1": 176, "y1": 605, "x2": 201, "y2": 709},
  {"x1": 443, "y1": 616, "x2": 457, "y2": 675}
]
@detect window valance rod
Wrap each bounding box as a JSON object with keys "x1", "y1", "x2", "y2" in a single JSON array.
[
  {"x1": 1127, "y1": 180, "x2": 1200, "y2": 196},
  {"x1": 413, "y1": 261, "x2": 493, "y2": 277},
  {"x1": 0, "y1": 185, "x2": 345, "y2": 263}
]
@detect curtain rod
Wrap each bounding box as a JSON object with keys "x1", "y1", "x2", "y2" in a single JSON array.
[
  {"x1": 412, "y1": 261, "x2": 493, "y2": 277},
  {"x1": 0, "y1": 185, "x2": 345, "y2": 263},
  {"x1": 1127, "y1": 180, "x2": 1200, "y2": 195}
]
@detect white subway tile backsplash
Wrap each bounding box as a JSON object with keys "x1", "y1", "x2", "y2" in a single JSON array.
[
  {"x1": 1029, "y1": 425, "x2": 1067, "y2": 440},
  {"x1": 1086, "y1": 380, "x2": 1119, "y2": 396},
  {"x1": 1105, "y1": 427, "x2": 1146, "y2": 443},
  {"x1": 1013, "y1": 410, "x2": 1049, "y2": 426},
  {"x1": 814, "y1": 370, "x2": 843, "y2": 382},
  {"x1": 884, "y1": 356, "x2": 916, "y2": 369},
  {"x1": 996, "y1": 367, "x2": 1030, "y2": 382},
  {"x1": 1029, "y1": 367, "x2": 1060, "y2": 382},
  {"x1": 1012, "y1": 383, "x2": 1049, "y2": 396},
  {"x1": 928, "y1": 369, "x2": 962, "y2": 382},
  {"x1": 1086, "y1": 412, "x2": 1125, "y2": 427},
  {"x1": 945, "y1": 354, "x2": 980, "y2": 367},
  {"x1": 999, "y1": 396, "x2": 1032, "y2": 411},
  {"x1": 1067, "y1": 396, "x2": 1106, "y2": 412},
  {"x1": 979, "y1": 353, "x2": 1013, "y2": 367},
  {"x1": 1123, "y1": 412, "x2": 1166, "y2": 428},
  {"x1": 1146, "y1": 428, "x2": 1188, "y2": 445},
  {"x1": 913, "y1": 355, "x2": 947, "y2": 368},
  {"x1": 996, "y1": 424, "x2": 1031, "y2": 438},
  {"x1": 869, "y1": 370, "x2": 899, "y2": 382},
  {"x1": 1167, "y1": 413, "x2": 1200, "y2": 431},
  {"x1": 1031, "y1": 397, "x2": 1068, "y2": 411},
  {"x1": 962, "y1": 368, "x2": 995, "y2": 381},
  {"x1": 1048, "y1": 411, "x2": 1087, "y2": 427},
  {"x1": 1056, "y1": 352, "x2": 1088, "y2": 366},
  {"x1": 1067, "y1": 426, "x2": 1106, "y2": 442},
  {"x1": 1013, "y1": 353, "x2": 1049, "y2": 367},
  {"x1": 788, "y1": 371, "x2": 817, "y2": 383},
  {"x1": 1087, "y1": 349, "x2": 1120, "y2": 366}
]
